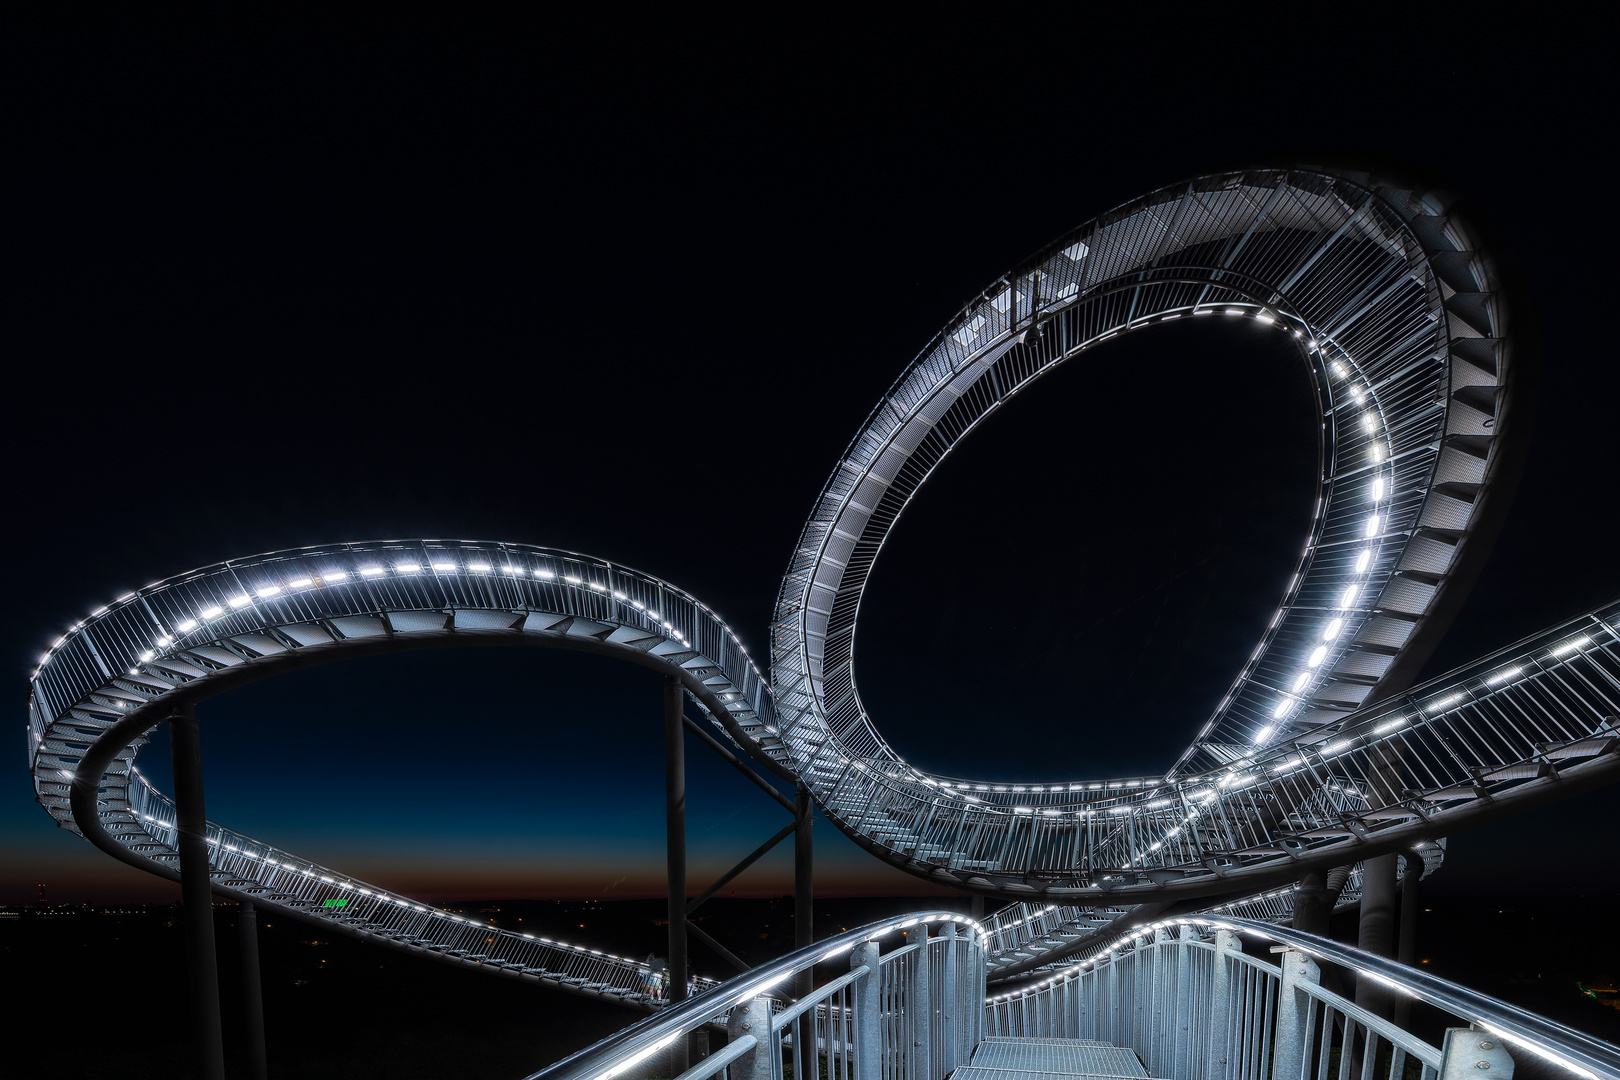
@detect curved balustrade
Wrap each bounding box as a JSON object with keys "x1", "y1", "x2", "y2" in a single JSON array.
[
  {"x1": 766, "y1": 602, "x2": 1620, "y2": 898},
  {"x1": 22, "y1": 164, "x2": 1620, "y2": 1068},
  {"x1": 980, "y1": 857, "x2": 1398, "y2": 978},
  {"x1": 28, "y1": 540, "x2": 784, "y2": 1002},
  {"x1": 122, "y1": 768, "x2": 713, "y2": 1004},
  {"x1": 769, "y1": 166, "x2": 1535, "y2": 894},
  {"x1": 532, "y1": 912, "x2": 988, "y2": 1080},
  {"x1": 989, "y1": 916, "x2": 1620, "y2": 1080}
]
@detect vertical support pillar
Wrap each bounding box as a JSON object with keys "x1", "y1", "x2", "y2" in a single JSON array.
[
  {"x1": 728, "y1": 997, "x2": 781, "y2": 1080},
  {"x1": 852, "y1": 941, "x2": 882, "y2": 1080},
  {"x1": 1394, "y1": 852, "x2": 1421, "y2": 1030},
  {"x1": 1274, "y1": 948, "x2": 1321, "y2": 1080},
  {"x1": 941, "y1": 923, "x2": 960, "y2": 1073},
  {"x1": 913, "y1": 925, "x2": 933, "y2": 1080},
  {"x1": 170, "y1": 704, "x2": 226, "y2": 1080},
  {"x1": 239, "y1": 902, "x2": 269, "y2": 1080},
  {"x1": 1150, "y1": 928, "x2": 1168, "y2": 1071},
  {"x1": 1356, "y1": 853, "x2": 1399, "y2": 1019},
  {"x1": 795, "y1": 785, "x2": 814, "y2": 1000},
  {"x1": 1207, "y1": 929, "x2": 1238, "y2": 1080},
  {"x1": 664, "y1": 676, "x2": 689, "y2": 1075},
  {"x1": 1175, "y1": 925, "x2": 1195, "y2": 1077},
  {"x1": 1293, "y1": 869, "x2": 1331, "y2": 936},
  {"x1": 1106, "y1": 952, "x2": 1120, "y2": 1047}
]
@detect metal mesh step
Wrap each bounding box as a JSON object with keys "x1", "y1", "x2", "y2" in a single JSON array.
[{"x1": 969, "y1": 1038, "x2": 1148, "y2": 1077}]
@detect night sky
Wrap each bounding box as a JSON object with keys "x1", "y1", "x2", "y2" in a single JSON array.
[{"x1": 6, "y1": 18, "x2": 1617, "y2": 905}]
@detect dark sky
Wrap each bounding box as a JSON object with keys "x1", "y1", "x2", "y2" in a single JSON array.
[{"x1": 5, "y1": 17, "x2": 1616, "y2": 904}]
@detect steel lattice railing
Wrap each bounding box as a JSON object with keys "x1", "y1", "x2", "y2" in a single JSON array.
[
  {"x1": 532, "y1": 913, "x2": 988, "y2": 1080},
  {"x1": 988, "y1": 916, "x2": 1620, "y2": 1080},
  {"x1": 768, "y1": 166, "x2": 1535, "y2": 893},
  {"x1": 28, "y1": 540, "x2": 791, "y2": 1004},
  {"x1": 775, "y1": 602, "x2": 1620, "y2": 895}
]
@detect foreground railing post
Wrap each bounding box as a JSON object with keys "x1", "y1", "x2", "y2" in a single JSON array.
[
  {"x1": 940, "y1": 923, "x2": 961, "y2": 1073},
  {"x1": 913, "y1": 924, "x2": 933, "y2": 1080},
  {"x1": 170, "y1": 704, "x2": 226, "y2": 1080},
  {"x1": 1438, "y1": 1027, "x2": 1515, "y2": 1080},
  {"x1": 727, "y1": 998, "x2": 781, "y2": 1080},
  {"x1": 1107, "y1": 951, "x2": 1121, "y2": 1047},
  {"x1": 1207, "y1": 929, "x2": 1238, "y2": 1080},
  {"x1": 852, "y1": 941, "x2": 882, "y2": 1080},
  {"x1": 1151, "y1": 928, "x2": 1170, "y2": 1070},
  {"x1": 1274, "y1": 947, "x2": 1320, "y2": 1080},
  {"x1": 1175, "y1": 925, "x2": 1196, "y2": 1078}
]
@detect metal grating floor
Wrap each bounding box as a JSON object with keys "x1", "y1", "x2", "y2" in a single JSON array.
[
  {"x1": 982, "y1": 1038, "x2": 1115, "y2": 1048},
  {"x1": 954, "y1": 1069, "x2": 1158, "y2": 1080},
  {"x1": 967, "y1": 1038, "x2": 1149, "y2": 1078}
]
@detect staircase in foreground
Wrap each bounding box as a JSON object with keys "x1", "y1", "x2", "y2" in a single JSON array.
[{"x1": 534, "y1": 913, "x2": 1620, "y2": 1080}]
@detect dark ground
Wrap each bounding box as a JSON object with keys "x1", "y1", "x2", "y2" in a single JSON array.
[
  {"x1": 6, "y1": 893, "x2": 1618, "y2": 1079},
  {"x1": 1, "y1": 895, "x2": 969, "y2": 1080}
]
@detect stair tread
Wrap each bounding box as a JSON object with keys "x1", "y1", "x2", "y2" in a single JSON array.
[{"x1": 968, "y1": 1038, "x2": 1148, "y2": 1078}]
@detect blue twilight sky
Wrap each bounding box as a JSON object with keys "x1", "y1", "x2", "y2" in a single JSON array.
[{"x1": 5, "y1": 22, "x2": 1619, "y2": 904}]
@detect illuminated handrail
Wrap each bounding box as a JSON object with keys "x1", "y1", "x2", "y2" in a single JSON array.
[
  {"x1": 531, "y1": 912, "x2": 987, "y2": 1080},
  {"x1": 770, "y1": 166, "x2": 1540, "y2": 894},
  {"x1": 28, "y1": 540, "x2": 788, "y2": 1006},
  {"x1": 121, "y1": 772, "x2": 708, "y2": 1003},
  {"x1": 989, "y1": 915, "x2": 1620, "y2": 1080}
]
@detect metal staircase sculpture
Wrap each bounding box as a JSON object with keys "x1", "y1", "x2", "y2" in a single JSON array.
[{"x1": 23, "y1": 167, "x2": 1620, "y2": 1074}]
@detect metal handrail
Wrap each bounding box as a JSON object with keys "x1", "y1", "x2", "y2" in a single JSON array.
[
  {"x1": 772, "y1": 166, "x2": 1519, "y2": 837},
  {"x1": 1210, "y1": 917, "x2": 1620, "y2": 1080},
  {"x1": 531, "y1": 911, "x2": 987, "y2": 1080},
  {"x1": 987, "y1": 913, "x2": 1620, "y2": 1080}
]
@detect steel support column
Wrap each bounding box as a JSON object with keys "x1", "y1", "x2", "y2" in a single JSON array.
[
  {"x1": 238, "y1": 902, "x2": 268, "y2": 1080},
  {"x1": 1356, "y1": 852, "x2": 1399, "y2": 1019},
  {"x1": 170, "y1": 704, "x2": 226, "y2": 1080},
  {"x1": 664, "y1": 676, "x2": 689, "y2": 1074},
  {"x1": 1395, "y1": 852, "x2": 1422, "y2": 1029},
  {"x1": 1292, "y1": 868, "x2": 1331, "y2": 935},
  {"x1": 794, "y1": 785, "x2": 813, "y2": 999}
]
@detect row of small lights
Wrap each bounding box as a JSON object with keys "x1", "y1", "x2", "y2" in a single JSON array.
[
  {"x1": 1258, "y1": 346, "x2": 1393, "y2": 743},
  {"x1": 958, "y1": 294, "x2": 1394, "y2": 759},
  {"x1": 34, "y1": 557, "x2": 691, "y2": 677},
  {"x1": 868, "y1": 301, "x2": 1391, "y2": 811},
  {"x1": 120, "y1": 774, "x2": 673, "y2": 974},
  {"x1": 837, "y1": 636, "x2": 1602, "y2": 872},
  {"x1": 825, "y1": 628, "x2": 1601, "y2": 844},
  {"x1": 33, "y1": 552, "x2": 770, "y2": 731},
  {"x1": 1145, "y1": 633, "x2": 1602, "y2": 843},
  {"x1": 32, "y1": 552, "x2": 777, "y2": 789}
]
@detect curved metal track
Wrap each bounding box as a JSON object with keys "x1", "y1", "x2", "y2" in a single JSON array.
[
  {"x1": 26, "y1": 164, "x2": 1620, "y2": 1003},
  {"x1": 29, "y1": 541, "x2": 781, "y2": 1006},
  {"x1": 762, "y1": 166, "x2": 1619, "y2": 901}
]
